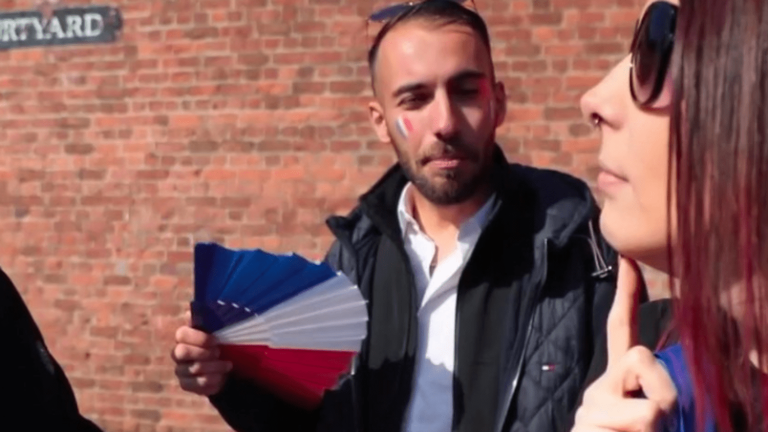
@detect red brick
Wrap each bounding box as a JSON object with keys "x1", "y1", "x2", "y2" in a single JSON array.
[{"x1": 544, "y1": 107, "x2": 582, "y2": 121}]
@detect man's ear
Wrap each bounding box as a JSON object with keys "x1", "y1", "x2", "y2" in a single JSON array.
[
  {"x1": 493, "y1": 81, "x2": 507, "y2": 128},
  {"x1": 368, "y1": 100, "x2": 391, "y2": 144}
]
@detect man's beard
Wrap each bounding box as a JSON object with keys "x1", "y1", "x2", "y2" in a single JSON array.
[{"x1": 393, "y1": 134, "x2": 494, "y2": 206}]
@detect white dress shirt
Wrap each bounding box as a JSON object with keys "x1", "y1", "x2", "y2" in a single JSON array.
[{"x1": 398, "y1": 183, "x2": 499, "y2": 432}]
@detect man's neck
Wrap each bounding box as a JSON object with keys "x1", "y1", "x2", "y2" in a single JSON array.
[{"x1": 410, "y1": 183, "x2": 493, "y2": 243}]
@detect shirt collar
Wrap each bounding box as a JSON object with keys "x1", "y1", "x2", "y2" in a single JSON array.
[
  {"x1": 396, "y1": 183, "x2": 499, "y2": 240},
  {"x1": 396, "y1": 183, "x2": 418, "y2": 237}
]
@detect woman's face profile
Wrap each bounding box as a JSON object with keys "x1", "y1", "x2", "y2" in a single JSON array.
[{"x1": 579, "y1": 0, "x2": 680, "y2": 273}]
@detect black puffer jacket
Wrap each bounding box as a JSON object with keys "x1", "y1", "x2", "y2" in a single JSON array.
[{"x1": 209, "y1": 146, "x2": 626, "y2": 432}]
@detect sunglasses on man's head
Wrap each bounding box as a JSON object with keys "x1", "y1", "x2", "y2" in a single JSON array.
[
  {"x1": 368, "y1": 0, "x2": 475, "y2": 22},
  {"x1": 629, "y1": 1, "x2": 678, "y2": 109}
]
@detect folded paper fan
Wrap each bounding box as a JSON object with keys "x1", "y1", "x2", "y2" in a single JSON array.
[{"x1": 190, "y1": 242, "x2": 368, "y2": 409}]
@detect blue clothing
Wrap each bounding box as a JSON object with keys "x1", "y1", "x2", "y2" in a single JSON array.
[{"x1": 655, "y1": 343, "x2": 716, "y2": 432}]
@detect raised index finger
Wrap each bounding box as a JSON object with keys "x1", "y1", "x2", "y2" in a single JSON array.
[{"x1": 606, "y1": 256, "x2": 642, "y2": 369}]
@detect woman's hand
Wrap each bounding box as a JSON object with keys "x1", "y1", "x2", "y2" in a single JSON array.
[{"x1": 571, "y1": 257, "x2": 678, "y2": 432}]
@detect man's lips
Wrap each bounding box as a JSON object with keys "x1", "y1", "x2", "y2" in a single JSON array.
[
  {"x1": 427, "y1": 158, "x2": 463, "y2": 168},
  {"x1": 422, "y1": 154, "x2": 468, "y2": 168}
]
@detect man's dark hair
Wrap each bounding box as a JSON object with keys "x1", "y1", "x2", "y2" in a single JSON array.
[{"x1": 367, "y1": 0, "x2": 493, "y2": 90}]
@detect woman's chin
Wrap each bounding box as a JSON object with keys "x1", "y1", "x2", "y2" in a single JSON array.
[
  {"x1": 633, "y1": 252, "x2": 670, "y2": 275},
  {"x1": 616, "y1": 247, "x2": 670, "y2": 275},
  {"x1": 600, "y1": 230, "x2": 670, "y2": 274}
]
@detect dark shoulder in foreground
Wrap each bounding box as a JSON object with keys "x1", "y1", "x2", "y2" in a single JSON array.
[{"x1": 0, "y1": 266, "x2": 104, "y2": 432}]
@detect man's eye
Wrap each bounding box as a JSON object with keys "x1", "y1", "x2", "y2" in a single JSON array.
[
  {"x1": 455, "y1": 87, "x2": 480, "y2": 97},
  {"x1": 400, "y1": 94, "x2": 429, "y2": 107}
]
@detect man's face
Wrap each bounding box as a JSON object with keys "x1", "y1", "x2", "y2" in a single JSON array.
[{"x1": 368, "y1": 20, "x2": 506, "y2": 205}]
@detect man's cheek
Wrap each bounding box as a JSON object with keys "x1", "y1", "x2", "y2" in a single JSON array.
[{"x1": 395, "y1": 114, "x2": 414, "y2": 139}]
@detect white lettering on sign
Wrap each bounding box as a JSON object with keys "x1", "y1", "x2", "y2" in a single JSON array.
[
  {"x1": 15, "y1": 17, "x2": 35, "y2": 40},
  {"x1": 84, "y1": 13, "x2": 103, "y2": 37},
  {"x1": 29, "y1": 16, "x2": 45, "y2": 39},
  {"x1": 66, "y1": 15, "x2": 83, "y2": 38},
  {"x1": 1, "y1": 19, "x2": 18, "y2": 42},
  {"x1": 46, "y1": 16, "x2": 66, "y2": 39},
  {"x1": 0, "y1": 10, "x2": 109, "y2": 44}
]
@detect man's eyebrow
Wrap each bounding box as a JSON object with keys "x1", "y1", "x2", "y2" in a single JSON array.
[
  {"x1": 448, "y1": 69, "x2": 487, "y2": 84},
  {"x1": 392, "y1": 82, "x2": 429, "y2": 99},
  {"x1": 390, "y1": 69, "x2": 488, "y2": 98}
]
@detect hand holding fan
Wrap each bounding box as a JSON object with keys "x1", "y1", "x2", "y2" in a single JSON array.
[{"x1": 190, "y1": 242, "x2": 368, "y2": 409}]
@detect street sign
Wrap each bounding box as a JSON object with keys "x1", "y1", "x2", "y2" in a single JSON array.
[{"x1": 0, "y1": 5, "x2": 122, "y2": 50}]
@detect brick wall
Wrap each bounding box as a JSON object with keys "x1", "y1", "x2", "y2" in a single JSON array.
[{"x1": 0, "y1": 0, "x2": 662, "y2": 430}]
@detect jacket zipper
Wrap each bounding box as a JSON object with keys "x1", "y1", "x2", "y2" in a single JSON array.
[
  {"x1": 495, "y1": 238, "x2": 550, "y2": 432},
  {"x1": 395, "y1": 241, "x2": 420, "y2": 431},
  {"x1": 327, "y1": 218, "x2": 364, "y2": 432},
  {"x1": 453, "y1": 280, "x2": 461, "y2": 432},
  {"x1": 330, "y1": 217, "x2": 420, "y2": 432}
]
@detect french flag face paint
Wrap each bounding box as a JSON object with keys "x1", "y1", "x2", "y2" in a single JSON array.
[{"x1": 395, "y1": 115, "x2": 414, "y2": 139}]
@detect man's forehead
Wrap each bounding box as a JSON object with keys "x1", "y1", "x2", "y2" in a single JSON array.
[{"x1": 373, "y1": 21, "x2": 492, "y2": 91}]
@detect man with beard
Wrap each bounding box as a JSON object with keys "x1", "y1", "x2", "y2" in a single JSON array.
[{"x1": 171, "y1": 1, "x2": 626, "y2": 431}]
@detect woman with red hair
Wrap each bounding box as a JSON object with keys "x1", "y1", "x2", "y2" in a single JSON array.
[{"x1": 572, "y1": 0, "x2": 767, "y2": 431}]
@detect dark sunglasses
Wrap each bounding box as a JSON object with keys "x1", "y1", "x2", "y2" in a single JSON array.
[
  {"x1": 629, "y1": 1, "x2": 678, "y2": 109},
  {"x1": 368, "y1": 0, "x2": 476, "y2": 22}
]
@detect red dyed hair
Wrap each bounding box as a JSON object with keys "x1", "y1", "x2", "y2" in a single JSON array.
[{"x1": 669, "y1": 0, "x2": 768, "y2": 431}]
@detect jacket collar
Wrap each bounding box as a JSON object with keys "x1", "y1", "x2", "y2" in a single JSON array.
[
  {"x1": 327, "y1": 144, "x2": 599, "y2": 253},
  {"x1": 358, "y1": 145, "x2": 516, "y2": 240}
]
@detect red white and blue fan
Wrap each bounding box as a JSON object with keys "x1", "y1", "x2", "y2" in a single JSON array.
[{"x1": 190, "y1": 242, "x2": 368, "y2": 409}]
